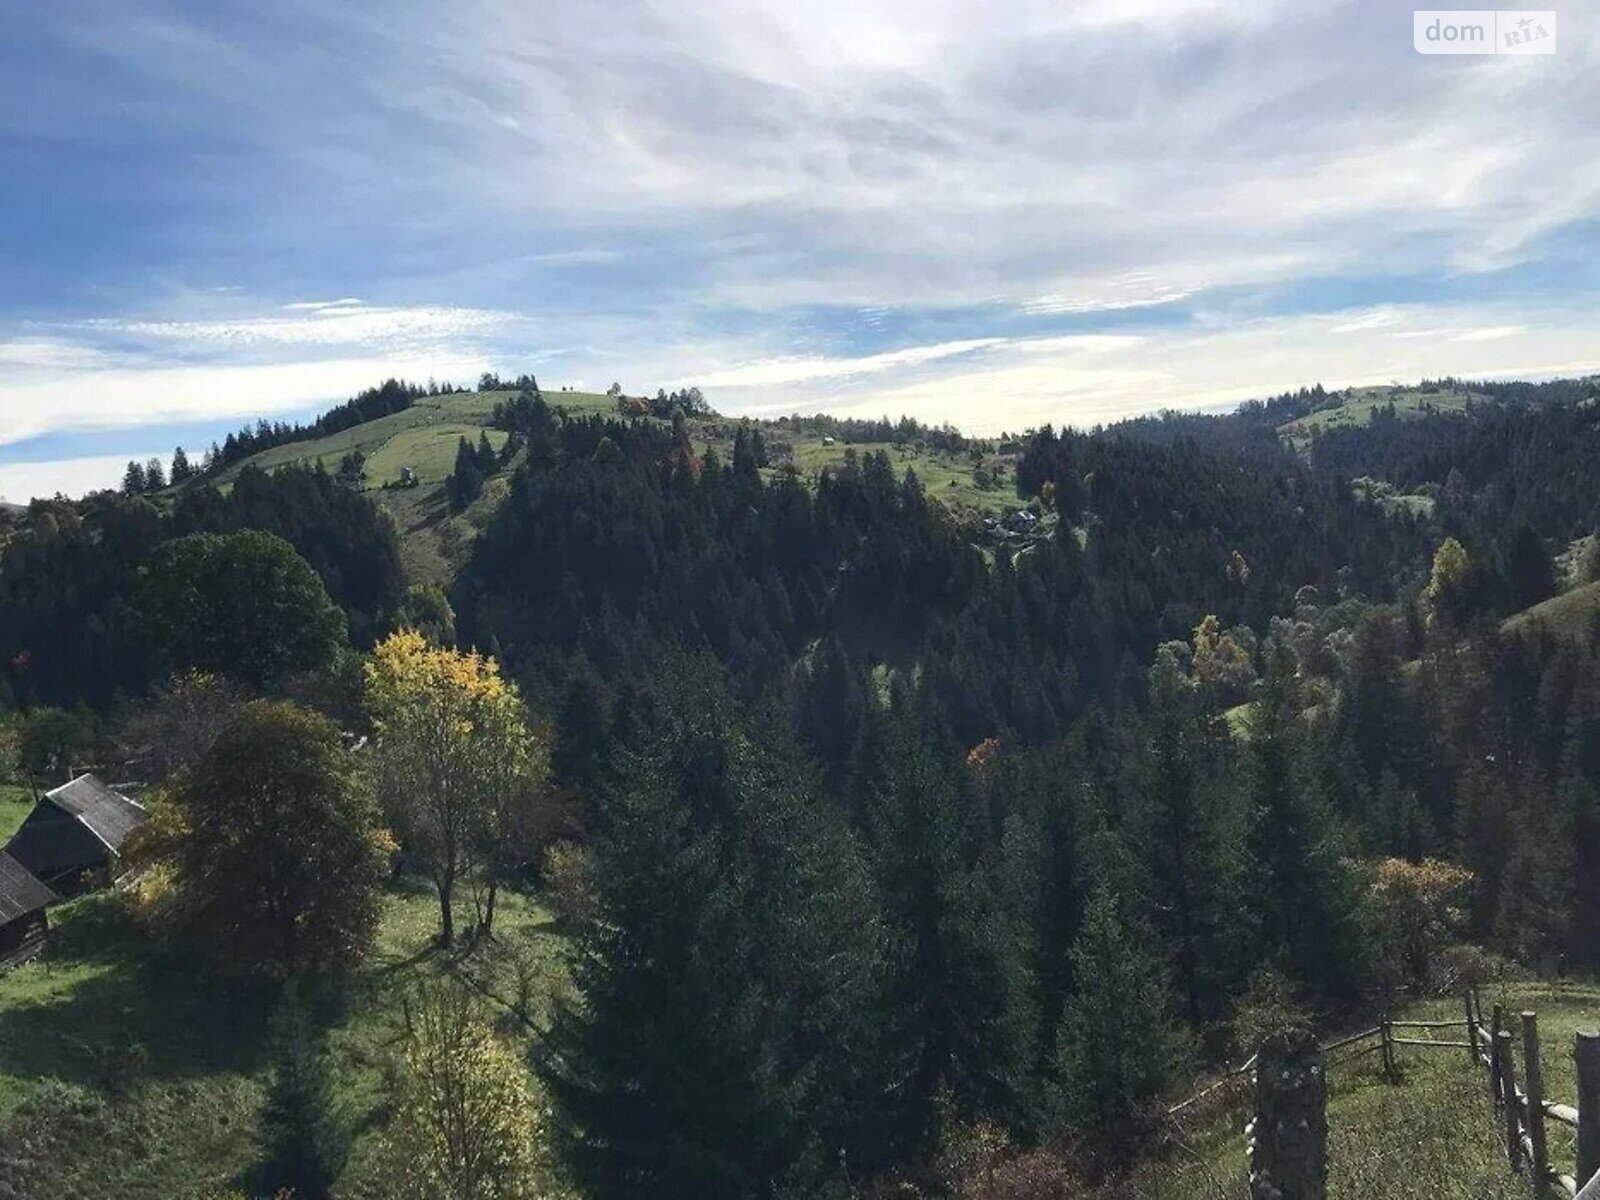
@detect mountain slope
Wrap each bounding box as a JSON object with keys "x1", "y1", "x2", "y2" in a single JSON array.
[{"x1": 214, "y1": 387, "x2": 1026, "y2": 586}]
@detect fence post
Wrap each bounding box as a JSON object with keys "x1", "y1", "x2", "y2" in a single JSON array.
[
  {"x1": 1492, "y1": 1005, "x2": 1507, "y2": 1111},
  {"x1": 1498, "y1": 1028, "x2": 1521, "y2": 1170},
  {"x1": 1464, "y1": 991, "x2": 1478, "y2": 1067},
  {"x1": 1577, "y1": 1031, "x2": 1600, "y2": 1188},
  {"x1": 1380, "y1": 1013, "x2": 1394, "y2": 1080},
  {"x1": 1250, "y1": 1030, "x2": 1327, "y2": 1200},
  {"x1": 1523, "y1": 1012, "x2": 1550, "y2": 1190}
]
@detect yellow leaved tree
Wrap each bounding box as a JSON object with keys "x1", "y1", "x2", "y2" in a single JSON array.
[
  {"x1": 375, "y1": 983, "x2": 553, "y2": 1200},
  {"x1": 365, "y1": 631, "x2": 547, "y2": 945}
]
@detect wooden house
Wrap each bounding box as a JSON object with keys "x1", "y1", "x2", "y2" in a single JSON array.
[
  {"x1": 0, "y1": 850, "x2": 56, "y2": 960},
  {"x1": 3, "y1": 774, "x2": 146, "y2": 893}
]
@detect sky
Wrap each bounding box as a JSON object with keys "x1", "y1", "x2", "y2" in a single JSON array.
[{"x1": 2, "y1": 0, "x2": 1598, "y2": 498}]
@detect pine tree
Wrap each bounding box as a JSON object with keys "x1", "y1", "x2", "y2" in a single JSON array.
[
  {"x1": 551, "y1": 667, "x2": 611, "y2": 801},
  {"x1": 145, "y1": 457, "x2": 167, "y2": 491},
  {"x1": 261, "y1": 987, "x2": 346, "y2": 1199},
  {"x1": 170, "y1": 446, "x2": 194, "y2": 484},
  {"x1": 857, "y1": 709, "x2": 1037, "y2": 1137},
  {"x1": 1128, "y1": 647, "x2": 1249, "y2": 1030},
  {"x1": 122, "y1": 460, "x2": 147, "y2": 495},
  {"x1": 1245, "y1": 643, "x2": 1371, "y2": 1006},
  {"x1": 1504, "y1": 523, "x2": 1556, "y2": 611},
  {"x1": 795, "y1": 635, "x2": 867, "y2": 800},
  {"x1": 1053, "y1": 886, "x2": 1183, "y2": 1147},
  {"x1": 451, "y1": 437, "x2": 486, "y2": 511},
  {"x1": 541, "y1": 668, "x2": 897, "y2": 1198}
]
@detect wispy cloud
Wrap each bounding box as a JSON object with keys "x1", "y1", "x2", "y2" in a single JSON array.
[{"x1": 77, "y1": 303, "x2": 515, "y2": 349}]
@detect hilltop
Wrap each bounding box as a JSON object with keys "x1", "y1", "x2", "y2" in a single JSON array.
[{"x1": 206, "y1": 384, "x2": 1028, "y2": 586}]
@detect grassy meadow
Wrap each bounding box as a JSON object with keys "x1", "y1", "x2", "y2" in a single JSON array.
[
  {"x1": 1279, "y1": 384, "x2": 1481, "y2": 450},
  {"x1": 0, "y1": 881, "x2": 570, "y2": 1199},
  {"x1": 1504, "y1": 580, "x2": 1600, "y2": 645},
  {"x1": 213, "y1": 388, "x2": 1032, "y2": 586},
  {"x1": 0, "y1": 785, "x2": 31, "y2": 842},
  {"x1": 1126, "y1": 981, "x2": 1600, "y2": 1200}
]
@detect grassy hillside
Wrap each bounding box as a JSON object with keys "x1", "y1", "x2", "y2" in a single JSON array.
[
  {"x1": 211, "y1": 389, "x2": 611, "y2": 585},
  {"x1": 1503, "y1": 580, "x2": 1600, "y2": 643},
  {"x1": 1128, "y1": 981, "x2": 1600, "y2": 1199},
  {"x1": 0, "y1": 883, "x2": 568, "y2": 1196},
  {"x1": 1279, "y1": 384, "x2": 1482, "y2": 450},
  {"x1": 0, "y1": 784, "x2": 31, "y2": 842},
  {"x1": 217, "y1": 389, "x2": 1027, "y2": 586},
  {"x1": 775, "y1": 435, "x2": 1017, "y2": 517}
]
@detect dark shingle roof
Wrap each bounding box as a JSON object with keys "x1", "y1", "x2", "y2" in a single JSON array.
[
  {"x1": 45, "y1": 775, "x2": 145, "y2": 854},
  {"x1": 0, "y1": 851, "x2": 56, "y2": 923}
]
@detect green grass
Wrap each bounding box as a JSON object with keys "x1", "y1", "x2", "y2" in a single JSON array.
[
  {"x1": 775, "y1": 437, "x2": 1020, "y2": 517},
  {"x1": 1125, "y1": 981, "x2": 1600, "y2": 1199},
  {"x1": 0, "y1": 785, "x2": 32, "y2": 842},
  {"x1": 212, "y1": 390, "x2": 1024, "y2": 590},
  {"x1": 217, "y1": 390, "x2": 614, "y2": 492},
  {"x1": 1503, "y1": 581, "x2": 1600, "y2": 644},
  {"x1": 0, "y1": 881, "x2": 569, "y2": 1198},
  {"x1": 1279, "y1": 385, "x2": 1482, "y2": 450}
]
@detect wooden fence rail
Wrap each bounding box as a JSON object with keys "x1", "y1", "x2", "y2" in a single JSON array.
[
  {"x1": 1461, "y1": 989, "x2": 1600, "y2": 1199},
  {"x1": 1165, "y1": 990, "x2": 1600, "y2": 1199}
]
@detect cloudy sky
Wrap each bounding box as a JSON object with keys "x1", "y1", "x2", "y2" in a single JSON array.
[{"x1": 2, "y1": 0, "x2": 1597, "y2": 498}]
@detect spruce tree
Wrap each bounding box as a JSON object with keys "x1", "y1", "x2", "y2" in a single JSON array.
[
  {"x1": 1053, "y1": 886, "x2": 1183, "y2": 1146},
  {"x1": 541, "y1": 664, "x2": 897, "y2": 1198},
  {"x1": 1129, "y1": 647, "x2": 1250, "y2": 1031},
  {"x1": 857, "y1": 708, "x2": 1037, "y2": 1138},
  {"x1": 260, "y1": 987, "x2": 345, "y2": 1199},
  {"x1": 1245, "y1": 642, "x2": 1370, "y2": 1007}
]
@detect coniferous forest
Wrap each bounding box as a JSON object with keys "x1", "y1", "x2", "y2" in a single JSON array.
[{"x1": 4, "y1": 377, "x2": 1600, "y2": 1196}]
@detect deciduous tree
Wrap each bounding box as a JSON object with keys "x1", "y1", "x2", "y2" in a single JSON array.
[
  {"x1": 135, "y1": 700, "x2": 391, "y2": 980},
  {"x1": 365, "y1": 632, "x2": 542, "y2": 945}
]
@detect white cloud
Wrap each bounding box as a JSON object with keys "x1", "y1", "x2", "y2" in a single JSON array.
[
  {"x1": 0, "y1": 352, "x2": 492, "y2": 448},
  {"x1": 78, "y1": 304, "x2": 514, "y2": 349},
  {"x1": 0, "y1": 454, "x2": 153, "y2": 502},
  {"x1": 711, "y1": 304, "x2": 1600, "y2": 434},
  {"x1": 684, "y1": 338, "x2": 1006, "y2": 388}
]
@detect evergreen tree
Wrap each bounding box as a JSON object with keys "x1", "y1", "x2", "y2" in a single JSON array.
[
  {"x1": 122, "y1": 460, "x2": 148, "y2": 495},
  {"x1": 1128, "y1": 647, "x2": 1250, "y2": 1031},
  {"x1": 857, "y1": 709, "x2": 1037, "y2": 1137},
  {"x1": 145, "y1": 457, "x2": 167, "y2": 491},
  {"x1": 1053, "y1": 886, "x2": 1183, "y2": 1146},
  {"x1": 261, "y1": 987, "x2": 346, "y2": 1200},
  {"x1": 1504, "y1": 523, "x2": 1556, "y2": 611},
  {"x1": 542, "y1": 665, "x2": 897, "y2": 1198},
  {"x1": 1245, "y1": 642, "x2": 1370, "y2": 1007},
  {"x1": 551, "y1": 667, "x2": 611, "y2": 801},
  {"x1": 795, "y1": 635, "x2": 867, "y2": 800},
  {"x1": 170, "y1": 446, "x2": 194, "y2": 484},
  {"x1": 451, "y1": 437, "x2": 486, "y2": 511}
]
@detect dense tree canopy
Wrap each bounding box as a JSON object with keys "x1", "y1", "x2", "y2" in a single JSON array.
[
  {"x1": 138, "y1": 531, "x2": 347, "y2": 686},
  {"x1": 134, "y1": 700, "x2": 391, "y2": 981}
]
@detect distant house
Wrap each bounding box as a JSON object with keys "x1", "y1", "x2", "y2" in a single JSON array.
[
  {"x1": 3, "y1": 775, "x2": 146, "y2": 893},
  {"x1": 0, "y1": 851, "x2": 56, "y2": 960},
  {"x1": 1002, "y1": 509, "x2": 1039, "y2": 535}
]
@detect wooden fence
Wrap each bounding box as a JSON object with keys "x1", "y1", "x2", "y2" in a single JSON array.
[
  {"x1": 1166, "y1": 991, "x2": 1600, "y2": 1199},
  {"x1": 1463, "y1": 990, "x2": 1600, "y2": 1199}
]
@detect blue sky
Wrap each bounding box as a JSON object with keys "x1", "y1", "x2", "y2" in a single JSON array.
[{"x1": 2, "y1": 0, "x2": 1598, "y2": 498}]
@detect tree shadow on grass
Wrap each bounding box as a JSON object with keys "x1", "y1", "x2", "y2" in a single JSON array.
[{"x1": 0, "y1": 896, "x2": 274, "y2": 1095}]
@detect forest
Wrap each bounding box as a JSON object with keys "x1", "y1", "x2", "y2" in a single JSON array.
[{"x1": 2, "y1": 376, "x2": 1600, "y2": 1198}]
